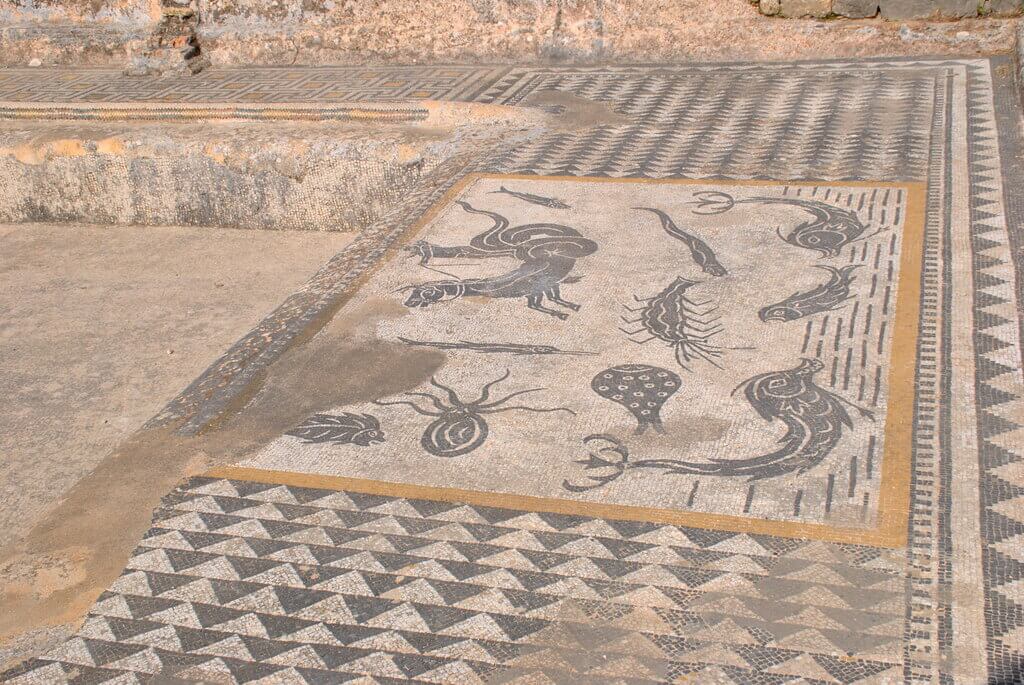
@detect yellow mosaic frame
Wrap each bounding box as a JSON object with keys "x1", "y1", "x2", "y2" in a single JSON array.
[{"x1": 211, "y1": 174, "x2": 926, "y2": 549}]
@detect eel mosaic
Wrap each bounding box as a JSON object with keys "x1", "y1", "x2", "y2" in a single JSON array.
[{"x1": 636, "y1": 206, "x2": 728, "y2": 276}]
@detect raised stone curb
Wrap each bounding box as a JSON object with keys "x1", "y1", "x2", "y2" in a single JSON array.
[
  {"x1": 1018, "y1": 19, "x2": 1024, "y2": 105},
  {"x1": 760, "y1": 0, "x2": 1022, "y2": 17},
  {"x1": 0, "y1": 99, "x2": 546, "y2": 231}
]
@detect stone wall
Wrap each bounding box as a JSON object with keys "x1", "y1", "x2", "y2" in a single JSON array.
[
  {"x1": 190, "y1": 0, "x2": 1021, "y2": 67},
  {"x1": 0, "y1": 0, "x2": 1020, "y2": 68},
  {"x1": 0, "y1": 0, "x2": 156, "y2": 66},
  {"x1": 757, "y1": 0, "x2": 1022, "y2": 18},
  {"x1": 0, "y1": 0, "x2": 156, "y2": 24}
]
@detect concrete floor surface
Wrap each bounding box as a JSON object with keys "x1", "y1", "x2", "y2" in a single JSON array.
[{"x1": 0, "y1": 223, "x2": 353, "y2": 551}]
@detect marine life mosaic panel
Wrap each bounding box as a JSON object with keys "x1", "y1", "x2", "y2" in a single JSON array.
[{"x1": 239, "y1": 175, "x2": 923, "y2": 545}]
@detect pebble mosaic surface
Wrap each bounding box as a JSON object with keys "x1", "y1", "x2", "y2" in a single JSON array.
[
  {"x1": 0, "y1": 66, "x2": 510, "y2": 103},
  {"x1": 4, "y1": 57, "x2": 1024, "y2": 684},
  {"x1": 243, "y1": 176, "x2": 923, "y2": 547}
]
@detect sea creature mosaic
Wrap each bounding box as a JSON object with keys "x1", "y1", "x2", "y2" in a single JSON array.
[
  {"x1": 266, "y1": 176, "x2": 915, "y2": 535},
  {"x1": 397, "y1": 337, "x2": 595, "y2": 356},
  {"x1": 690, "y1": 191, "x2": 870, "y2": 257},
  {"x1": 401, "y1": 201, "x2": 597, "y2": 320},
  {"x1": 759, "y1": 264, "x2": 860, "y2": 322},
  {"x1": 590, "y1": 364, "x2": 681, "y2": 435},
  {"x1": 491, "y1": 185, "x2": 572, "y2": 209},
  {"x1": 15, "y1": 58, "x2": 1017, "y2": 685},
  {"x1": 285, "y1": 412, "x2": 385, "y2": 447},
  {"x1": 636, "y1": 207, "x2": 727, "y2": 276},
  {"x1": 620, "y1": 277, "x2": 741, "y2": 371},
  {"x1": 373, "y1": 370, "x2": 575, "y2": 457},
  {"x1": 567, "y1": 358, "x2": 874, "y2": 491}
]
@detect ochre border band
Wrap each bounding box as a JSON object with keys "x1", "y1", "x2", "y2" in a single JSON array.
[{"x1": 208, "y1": 175, "x2": 926, "y2": 549}]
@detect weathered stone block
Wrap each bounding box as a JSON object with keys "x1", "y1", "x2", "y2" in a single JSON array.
[
  {"x1": 833, "y1": 0, "x2": 879, "y2": 16},
  {"x1": 878, "y1": 0, "x2": 977, "y2": 19},
  {"x1": 984, "y1": 0, "x2": 1022, "y2": 15},
  {"x1": 1018, "y1": 21, "x2": 1024, "y2": 104},
  {"x1": 760, "y1": 0, "x2": 782, "y2": 14},
  {"x1": 779, "y1": 0, "x2": 832, "y2": 17},
  {"x1": 0, "y1": 101, "x2": 548, "y2": 231}
]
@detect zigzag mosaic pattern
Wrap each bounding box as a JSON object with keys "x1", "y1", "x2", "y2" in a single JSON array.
[
  {"x1": 479, "y1": 66, "x2": 936, "y2": 181},
  {"x1": 963, "y1": 61, "x2": 1024, "y2": 684},
  {"x1": 5, "y1": 478, "x2": 910, "y2": 684}
]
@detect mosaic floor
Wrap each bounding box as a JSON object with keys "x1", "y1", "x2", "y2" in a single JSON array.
[
  {"x1": 4, "y1": 57, "x2": 1024, "y2": 684},
  {"x1": 0, "y1": 66, "x2": 510, "y2": 103},
  {"x1": 238, "y1": 175, "x2": 922, "y2": 548}
]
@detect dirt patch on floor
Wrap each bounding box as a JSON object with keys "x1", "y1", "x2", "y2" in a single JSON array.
[
  {"x1": 0, "y1": 222, "x2": 356, "y2": 668},
  {"x1": 0, "y1": 285, "x2": 452, "y2": 669},
  {"x1": 522, "y1": 90, "x2": 634, "y2": 130}
]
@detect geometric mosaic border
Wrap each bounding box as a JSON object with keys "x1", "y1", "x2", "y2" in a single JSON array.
[
  {"x1": 966, "y1": 56, "x2": 1024, "y2": 685},
  {"x1": 0, "y1": 66, "x2": 513, "y2": 104},
  {"x1": 3, "y1": 476, "x2": 914, "y2": 684}
]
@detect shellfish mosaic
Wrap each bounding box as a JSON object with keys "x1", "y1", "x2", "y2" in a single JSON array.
[{"x1": 591, "y1": 364, "x2": 681, "y2": 435}]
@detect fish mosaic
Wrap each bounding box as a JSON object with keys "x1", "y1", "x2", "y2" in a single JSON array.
[
  {"x1": 690, "y1": 191, "x2": 869, "y2": 257},
  {"x1": 490, "y1": 185, "x2": 572, "y2": 209},
  {"x1": 569, "y1": 358, "x2": 874, "y2": 489},
  {"x1": 397, "y1": 337, "x2": 595, "y2": 356},
  {"x1": 285, "y1": 412, "x2": 385, "y2": 447},
  {"x1": 759, "y1": 264, "x2": 860, "y2": 322}
]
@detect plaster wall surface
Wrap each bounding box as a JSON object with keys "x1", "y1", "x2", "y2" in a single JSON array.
[{"x1": 0, "y1": 0, "x2": 156, "y2": 24}]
